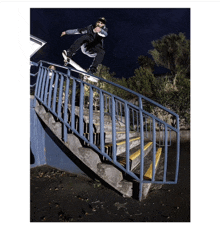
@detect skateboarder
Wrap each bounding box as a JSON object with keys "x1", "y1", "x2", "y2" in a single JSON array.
[{"x1": 61, "y1": 17, "x2": 108, "y2": 74}]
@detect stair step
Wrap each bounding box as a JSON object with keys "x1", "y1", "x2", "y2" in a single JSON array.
[
  {"x1": 130, "y1": 142, "x2": 152, "y2": 161},
  {"x1": 105, "y1": 131, "x2": 139, "y2": 143},
  {"x1": 93, "y1": 123, "x2": 126, "y2": 133},
  {"x1": 143, "y1": 148, "x2": 162, "y2": 180},
  {"x1": 34, "y1": 101, "x2": 164, "y2": 200},
  {"x1": 118, "y1": 142, "x2": 153, "y2": 170},
  {"x1": 104, "y1": 136, "x2": 141, "y2": 155}
]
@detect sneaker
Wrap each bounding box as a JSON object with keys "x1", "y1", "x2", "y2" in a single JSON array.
[
  {"x1": 63, "y1": 50, "x2": 73, "y2": 58},
  {"x1": 63, "y1": 50, "x2": 67, "y2": 56}
]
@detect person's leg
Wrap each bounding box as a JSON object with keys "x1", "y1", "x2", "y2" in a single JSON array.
[
  {"x1": 89, "y1": 47, "x2": 105, "y2": 73},
  {"x1": 66, "y1": 35, "x2": 93, "y2": 57}
]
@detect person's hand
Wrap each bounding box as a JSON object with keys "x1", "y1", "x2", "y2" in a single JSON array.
[
  {"x1": 94, "y1": 27, "x2": 101, "y2": 33},
  {"x1": 61, "y1": 31, "x2": 66, "y2": 37}
]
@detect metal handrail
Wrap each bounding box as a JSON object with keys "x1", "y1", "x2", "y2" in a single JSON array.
[{"x1": 33, "y1": 60, "x2": 180, "y2": 200}]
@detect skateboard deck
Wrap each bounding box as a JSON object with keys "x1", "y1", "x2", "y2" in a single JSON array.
[{"x1": 62, "y1": 51, "x2": 98, "y2": 83}]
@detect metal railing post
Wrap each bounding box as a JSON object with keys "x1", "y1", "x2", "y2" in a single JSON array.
[
  {"x1": 99, "y1": 90, "x2": 105, "y2": 153},
  {"x1": 52, "y1": 73, "x2": 59, "y2": 114},
  {"x1": 138, "y1": 97, "x2": 144, "y2": 201},
  {"x1": 79, "y1": 81, "x2": 84, "y2": 136},
  {"x1": 175, "y1": 116, "x2": 180, "y2": 183},
  {"x1": 71, "y1": 79, "x2": 76, "y2": 131},
  {"x1": 163, "y1": 124, "x2": 168, "y2": 183},
  {"x1": 39, "y1": 68, "x2": 47, "y2": 100},
  {"x1": 111, "y1": 96, "x2": 117, "y2": 162},
  {"x1": 89, "y1": 86, "x2": 94, "y2": 145},
  {"x1": 57, "y1": 74, "x2": 64, "y2": 118},
  {"x1": 152, "y1": 118, "x2": 156, "y2": 181},
  {"x1": 47, "y1": 72, "x2": 55, "y2": 108},
  {"x1": 125, "y1": 102, "x2": 130, "y2": 172},
  {"x1": 35, "y1": 62, "x2": 43, "y2": 99},
  {"x1": 63, "y1": 71, "x2": 70, "y2": 142}
]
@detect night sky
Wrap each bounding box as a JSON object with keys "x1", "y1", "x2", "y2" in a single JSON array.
[{"x1": 30, "y1": 8, "x2": 190, "y2": 78}]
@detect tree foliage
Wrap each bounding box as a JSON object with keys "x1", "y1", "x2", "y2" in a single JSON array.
[
  {"x1": 133, "y1": 33, "x2": 190, "y2": 125},
  {"x1": 137, "y1": 55, "x2": 156, "y2": 72},
  {"x1": 83, "y1": 32, "x2": 190, "y2": 126},
  {"x1": 149, "y1": 32, "x2": 190, "y2": 78},
  {"x1": 127, "y1": 67, "x2": 156, "y2": 98}
]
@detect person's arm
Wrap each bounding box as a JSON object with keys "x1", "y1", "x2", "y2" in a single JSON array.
[
  {"x1": 61, "y1": 26, "x2": 89, "y2": 37},
  {"x1": 93, "y1": 26, "x2": 108, "y2": 37},
  {"x1": 98, "y1": 28, "x2": 108, "y2": 37}
]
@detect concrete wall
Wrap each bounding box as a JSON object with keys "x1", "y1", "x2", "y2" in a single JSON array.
[
  {"x1": 156, "y1": 130, "x2": 190, "y2": 143},
  {"x1": 30, "y1": 96, "x2": 46, "y2": 167}
]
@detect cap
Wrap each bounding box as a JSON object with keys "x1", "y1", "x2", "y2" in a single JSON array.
[{"x1": 98, "y1": 17, "x2": 106, "y2": 24}]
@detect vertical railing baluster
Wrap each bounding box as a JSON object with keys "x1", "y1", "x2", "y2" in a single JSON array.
[
  {"x1": 79, "y1": 81, "x2": 84, "y2": 136},
  {"x1": 35, "y1": 63, "x2": 43, "y2": 99},
  {"x1": 57, "y1": 74, "x2": 64, "y2": 118},
  {"x1": 111, "y1": 96, "x2": 117, "y2": 162},
  {"x1": 47, "y1": 72, "x2": 55, "y2": 109},
  {"x1": 43, "y1": 69, "x2": 50, "y2": 104},
  {"x1": 52, "y1": 73, "x2": 59, "y2": 114},
  {"x1": 100, "y1": 90, "x2": 105, "y2": 153},
  {"x1": 163, "y1": 124, "x2": 165, "y2": 146},
  {"x1": 109, "y1": 97, "x2": 112, "y2": 114},
  {"x1": 158, "y1": 122, "x2": 161, "y2": 146},
  {"x1": 138, "y1": 98, "x2": 144, "y2": 201},
  {"x1": 89, "y1": 86, "x2": 94, "y2": 145},
  {"x1": 169, "y1": 128, "x2": 172, "y2": 146},
  {"x1": 132, "y1": 109, "x2": 134, "y2": 130},
  {"x1": 163, "y1": 124, "x2": 168, "y2": 183},
  {"x1": 37, "y1": 67, "x2": 44, "y2": 99},
  {"x1": 120, "y1": 101, "x2": 122, "y2": 122},
  {"x1": 40, "y1": 68, "x2": 47, "y2": 101},
  {"x1": 108, "y1": 95, "x2": 111, "y2": 114},
  {"x1": 105, "y1": 95, "x2": 107, "y2": 114},
  {"x1": 63, "y1": 73, "x2": 70, "y2": 142},
  {"x1": 116, "y1": 100, "x2": 118, "y2": 121},
  {"x1": 145, "y1": 115, "x2": 148, "y2": 138},
  {"x1": 152, "y1": 118, "x2": 156, "y2": 181},
  {"x1": 175, "y1": 116, "x2": 180, "y2": 183},
  {"x1": 137, "y1": 110, "x2": 139, "y2": 132},
  {"x1": 71, "y1": 79, "x2": 76, "y2": 131},
  {"x1": 125, "y1": 102, "x2": 130, "y2": 172}
]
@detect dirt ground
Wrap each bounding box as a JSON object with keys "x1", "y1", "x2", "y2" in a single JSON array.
[{"x1": 30, "y1": 142, "x2": 190, "y2": 222}]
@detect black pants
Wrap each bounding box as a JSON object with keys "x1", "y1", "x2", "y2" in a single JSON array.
[{"x1": 67, "y1": 34, "x2": 105, "y2": 70}]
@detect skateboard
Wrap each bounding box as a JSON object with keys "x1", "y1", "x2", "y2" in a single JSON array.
[{"x1": 62, "y1": 51, "x2": 98, "y2": 83}]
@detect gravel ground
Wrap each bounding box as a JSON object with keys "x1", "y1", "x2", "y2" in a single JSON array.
[{"x1": 30, "y1": 142, "x2": 190, "y2": 222}]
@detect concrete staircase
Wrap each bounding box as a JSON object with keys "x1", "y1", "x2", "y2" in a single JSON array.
[{"x1": 35, "y1": 101, "x2": 162, "y2": 200}]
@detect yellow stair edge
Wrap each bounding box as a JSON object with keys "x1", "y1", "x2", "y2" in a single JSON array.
[
  {"x1": 143, "y1": 148, "x2": 162, "y2": 180},
  {"x1": 129, "y1": 142, "x2": 153, "y2": 161},
  {"x1": 116, "y1": 137, "x2": 140, "y2": 146},
  {"x1": 118, "y1": 142, "x2": 152, "y2": 166},
  {"x1": 105, "y1": 136, "x2": 141, "y2": 148}
]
